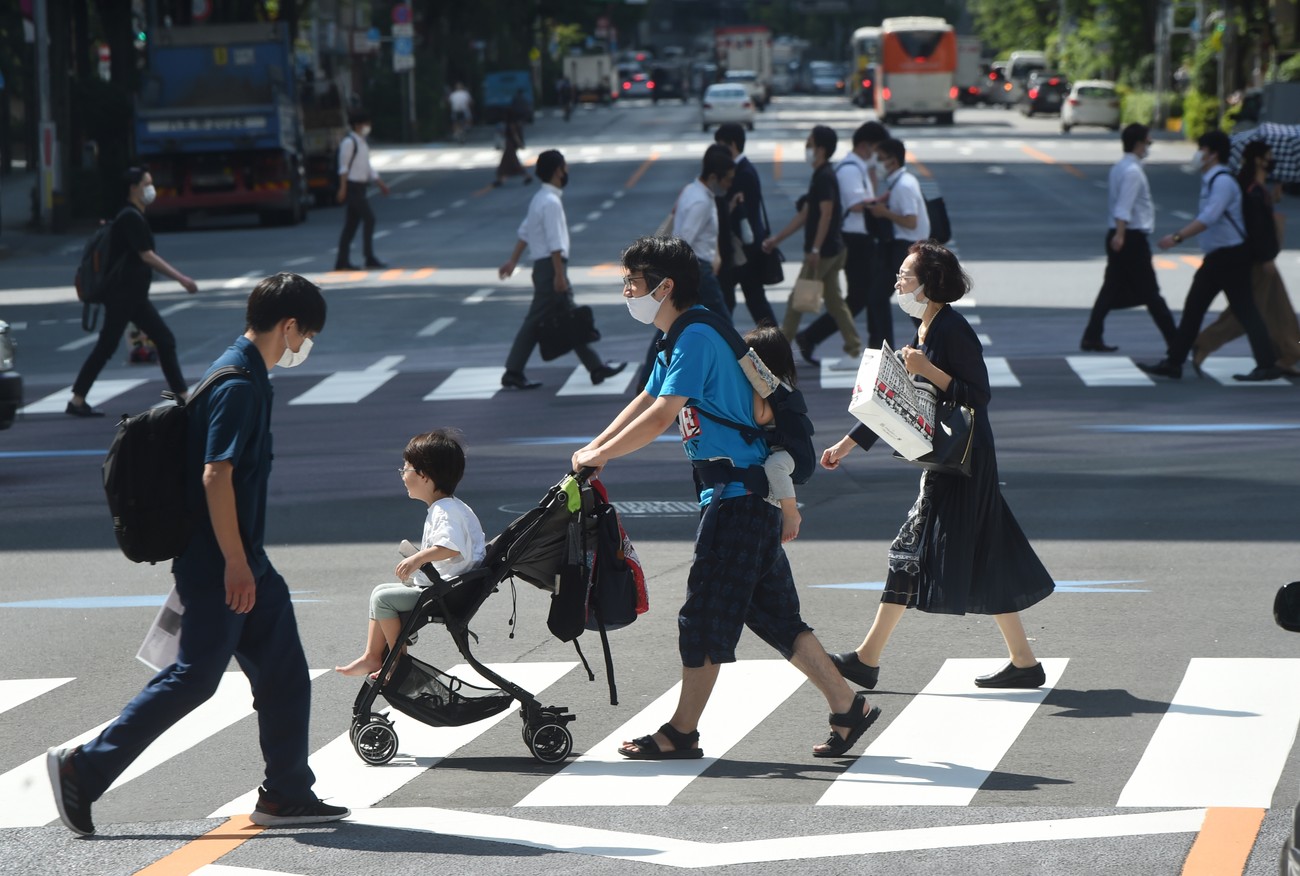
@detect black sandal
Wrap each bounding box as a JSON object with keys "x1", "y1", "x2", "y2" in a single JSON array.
[
  {"x1": 618, "y1": 722, "x2": 704, "y2": 760},
  {"x1": 813, "y1": 694, "x2": 881, "y2": 758}
]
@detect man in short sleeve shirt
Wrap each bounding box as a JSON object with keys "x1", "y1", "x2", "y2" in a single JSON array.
[
  {"x1": 48, "y1": 274, "x2": 349, "y2": 836},
  {"x1": 572, "y1": 236, "x2": 880, "y2": 761},
  {"x1": 870, "y1": 137, "x2": 930, "y2": 280}
]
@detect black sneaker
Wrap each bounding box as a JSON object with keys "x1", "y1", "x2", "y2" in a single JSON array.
[
  {"x1": 46, "y1": 747, "x2": 95, "y2": 836},
  {"x1": 250, "y1": 786, "x2": 350, "y2": 827}
]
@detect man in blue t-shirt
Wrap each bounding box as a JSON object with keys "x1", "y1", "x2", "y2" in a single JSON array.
[
  {"x1": 573, "y1": 236, "x2": 880, "y2": 761},
  {"x1": 47, "y1": 274, "x2": 350, "y2": 836}
]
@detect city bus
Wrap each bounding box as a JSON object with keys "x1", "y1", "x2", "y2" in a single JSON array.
[
  {"x1": 874, "y1": 17, "x2": 957, "y2": 125},
  {"x1": 849, "y1": 26, "x2": 881, "y2": 107}
]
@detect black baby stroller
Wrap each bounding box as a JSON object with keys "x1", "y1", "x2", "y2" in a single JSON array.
[{"x1": 350, "y1": 468, "x2": 607, "y2": 765}]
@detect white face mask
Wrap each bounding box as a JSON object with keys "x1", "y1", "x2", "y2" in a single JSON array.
[
  {"x1": 897, "y1": 283, "x2": 929, "y2": 319},
  {"x1": 805, "y1": 147, "x2": 817, "y2": 166},
  {"x1": 626, "y1": 279, "x2": 667, "y2": 325},
  {"x1": 360, "y1": 125, "x2": 372, "y2": 138},
  {"x1": 141, "y1": 184, "x2": 157, "y2": 206},
  {"x1": 277, "y1": 333, "x2": 313, "y2": 368},
  {"x1": 1183, "y1": 149, "x2": 1208, "y2": 175}
]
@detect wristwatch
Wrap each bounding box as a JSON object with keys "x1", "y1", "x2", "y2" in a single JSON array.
[
  {"x1": 811, "y1": 247, "x2": 820, "y2": 254},
  {"x1": 1172, "y1": 232, "x2": 1183, "y2": 244}
]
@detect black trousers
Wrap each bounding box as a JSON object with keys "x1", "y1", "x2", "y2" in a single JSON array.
[
  {"x1": 505, "y1": 258, "x2": 602, "y2": 374},
  {"x1": 336, "y1": 181, "x2": 376, "y2": 265},
  {"x1": 801, "y1": 232, "x2": 890, "y2": 349},
  {"x1": 1083, "y1": 230, "x2": 1177, "y2": 346},
  {"x1": 721, "y1": 245, "x2": 778, "y2": 328},
  {"x1": 1167, "y1": 243, "x2": 1275, "y2": 367},
  {"x1": 73, "y1": 295, "x2": 186, "y2": 398}
]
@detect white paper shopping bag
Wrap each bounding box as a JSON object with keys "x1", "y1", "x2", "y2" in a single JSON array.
[{"x1": 847, "y1": 340, "x2": 936, "y2": 460}]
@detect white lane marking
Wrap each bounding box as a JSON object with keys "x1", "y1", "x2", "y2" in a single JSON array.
[
  {"x1": 373, "y1": 230, "x2": 391, "y2": 240},
  {"x1": 965, "y1": 315, "x2": 981, "y2": 325},
  {"x1": 819, "y1": 358, "x2": 860, "y2": 389},
  {"x1": 157, "y1": 300, "x2": 197, "y2": 318},
  {"x1": 287, "y1": 356, "x2": 405, "y2": 405},
  {"x1": 586, "y1": 211, "x2": 602, "y2": 222},
  {"x1": 427, "y1": 209, "x2": 445, "y2": 219},
  {"x1": 579, "y1": 146, "x2": 600, "y2": 156},
  {"x1": 451, "y1": 199, "x2": 468, "y2": 208},
  {"x1": 0, "y1": 671, "x2": 323, "y2": 829},
  {"x1": 0, "y1": 678, "x2": 74, "y2": 715},
  {"x1": 417, "y1": 316, "x2": 455, "y2": 338},
  {"x1": 1117, "y1": 658, "x2": 1300, "y2": 808},
  {"x1": 601, "y1": 200, "x2": 616, "y2": 210},
  {"x1": 210, "y1": 663, "x2": 575, "y2": 818},
  {"x1": 283, "y1": 256, "x2": 314, "y2": 267},
  {"x1": 400, "y1": 220, "x2": 420, "y2": 229},
  {"x1": 7, "y1": 321, "x2": 28, "y2": 330},
  {"x1": 571, "y1": 223, "x2": 588, "y2": 234},
  {"x1": 818, "y1": 658, "x2": 1068, "y2": 806},
  {"x1": 348, "y1": 807, "x2": 1206, "y2": 868},
  {"x1": 1199, "y1": 356, "x2": 1291, "y2": 386},
  {"x1": 425, "y1": 367, "x2": 503, "y2": 401},
  {"x1": 612, "y1": 190, "x2": 625, "y2": 199},
  {"x1": 986, "y1": 166, "x2": 1005, "y2": 175},
  {"x1": 556, "y1": 366, "x2": 636, "y2": 396},
  {"x1": 56, "y1": 334, "x2": 99, "y2": 352},
  {"x1": 1172, "y1": 210, "x2": 1194, "y2": 220},
  {"x1": 1067, "y1": 356, "x2": 1154, "y2": 387},
  {"x1": 1093, "y1": 181, "x2": 1108, "y2": 190},
  {"x1": 985, "y1": 357, "x2": 1021, "y2": 388},
  {"x1": 224, "y1": 270, "x2": 263, "y2": 290},
  {"x1": 21, "y1": 378, "x2": 149, "y2": 414},
  {"x1": 517, "y1": 660, "x2": 806, "y2": 807},
  {"x1": 464, "y1": 287, "x2": 495, "y2": 304},
  {"x1": 615, "y1": 145, "x2": 636, "y2": 155}
]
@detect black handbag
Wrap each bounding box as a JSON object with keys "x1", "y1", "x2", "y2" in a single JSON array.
[
  {"x1": 892, "y1": 400, "x2": 975, "y2": 477},
  {"x1": 538, "y1": 304, "x2": 600, "y2": 361},
  {"x1": 756, "y1": 198, "x2": 784, "y2": 285},
  {"x1": 926, "y1": 196, "x2": 952, "y2": 244}
]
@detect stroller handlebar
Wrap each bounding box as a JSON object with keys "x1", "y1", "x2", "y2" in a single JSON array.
[{"x1": 570, "y1": 467, "x2": 598, "y2": 484}]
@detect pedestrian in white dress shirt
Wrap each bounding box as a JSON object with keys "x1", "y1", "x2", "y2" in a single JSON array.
[
  {"x1": 497, "y1": 150, "x2": 625, "y2": 390},
  {"x1": 335, "y1": 109, "x2": 390, "y2": 271},
  {"x1": 1080, "y1": 124, "x2": 1177, "y2": 352}
]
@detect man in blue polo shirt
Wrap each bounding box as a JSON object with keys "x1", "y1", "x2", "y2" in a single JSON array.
[
  {"x1": 573, "y1": 236, "x2": 880, "y2": 762},
  {"x1": 47, "y1": 273, "x2": 349, "y2": 835}
]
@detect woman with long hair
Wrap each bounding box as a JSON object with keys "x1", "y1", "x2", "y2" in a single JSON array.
[
  {"x1": 1192, "y1": 140, "x2": 1300, "y2": 375},
  {"x1": 820, "y1": 240, "x2": 1056, "y2": 690}
]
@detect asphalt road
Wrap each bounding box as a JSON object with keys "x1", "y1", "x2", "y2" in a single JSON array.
[{"x1": 2, "y1": 95, "x2": 1299, "y2": 876}]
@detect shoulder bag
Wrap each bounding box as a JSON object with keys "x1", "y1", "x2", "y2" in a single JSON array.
[
  {"x1": 891, "y1": 399, "x2": 975, "y2": 477},
  {"x1": 757, "y1": 198, "x2": 785, "y2": 285}
]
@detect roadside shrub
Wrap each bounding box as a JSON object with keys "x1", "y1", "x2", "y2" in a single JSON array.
[
  {"x1": 1120, "y1": 90, "x2": 1182, "y2": 126},
  {"x1": 1182, "y1": 88, "x2": 1220, "y2": 140}
]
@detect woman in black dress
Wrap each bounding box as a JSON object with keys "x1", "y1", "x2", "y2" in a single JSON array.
[{"x1": 820, "y1": 241, "x2": 1055, "y2": 689}]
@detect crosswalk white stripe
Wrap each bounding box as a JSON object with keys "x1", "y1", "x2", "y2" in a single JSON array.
[
  {"x1": 0, "y1": 678, "x2": 73, "y2": 715},
  {"x1": 556, "y1": 366, "x2": 636, "y2": 396},
  {"x1": 464, "y1": 287, "x2": 495, "y2": 304},
  {"x1": 287, "y1": 356, "x2": 404, "y2": 405},
  {"x1": 56, "y1": 334, "x2": 99, "y2": 351},
  {"x1": 416, "y1": 316, "x2": 455, "y2": 338},
  {"x1": 1198, "y1": 355, "x2": 1291, "y2": 386},
  {"x1": 210, "y1": 663, "x2": 576, "y2": 818},
  {"x1": 818, "y1": 358, "x2": 860, "y2": 389},
  {"x1": 516, "y1": 660, "x2": 806, "y2": 807},
  {"x1": 1117, "y1": 657, "x2": 1300, "y2": 808},
  {"x1": 0, "y1": 670, "x2": 324, "y2": 829},
  {"x1": 20, "y1": 378, "x2": 149, "y2": 414},
  {"x1": 817, "y1": 658, "x2": 1068, "y2": 806},
  {"x1": 985, "y1": 357, "x2": 1021, "y2": 388},
  {"x1": 424, "y1": 367, "x2": 502, "y2": 401},
  {"x1": 157, "y1": 301, "x2": 197, "y2": 318},
  {"x1": 1067, "y1": 356, "x2": 1154, "y2": 387}
]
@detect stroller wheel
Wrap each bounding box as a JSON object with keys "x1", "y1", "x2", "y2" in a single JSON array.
[
  {"x1": 355, "y1": 720, "x2": 398, "y2": 765},
  {"x1": 528, "y1": 723, "x2": 573, "y2": 764}
]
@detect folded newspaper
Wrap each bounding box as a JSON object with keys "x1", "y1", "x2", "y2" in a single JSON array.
[
  {"x1": 136, "y1": 586, "x2": 184, "y2": 672},
  {"x1": 847, "y1": 340, "x2": 938, "y2": 461}
]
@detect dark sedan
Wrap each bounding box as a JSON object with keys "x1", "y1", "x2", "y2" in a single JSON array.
[{"x1": 1020, "y1": 71, "x2": 1070, "y2": 116}]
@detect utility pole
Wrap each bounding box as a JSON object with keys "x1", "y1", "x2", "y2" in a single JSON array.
[{"x1": 34, "y1": 0, "x2": 53, "y2": 231}]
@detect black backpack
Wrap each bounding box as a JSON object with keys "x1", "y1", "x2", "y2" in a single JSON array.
[
  {"x1": 658, "y1": 309, "x2": 817, "y2": 484},
  {"x1": 74, "y1": 211, "x2": 126, "y2": 305},
  {"x1": 1212, "y1": 170, "x2": 1279, "y2": 264},
  {"x1": 103, "y1": 366, "x2": 249, "y2": 564}
]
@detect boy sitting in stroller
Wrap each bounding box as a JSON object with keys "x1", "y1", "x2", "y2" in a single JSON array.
[{"x1": 336, "y1": 429, "x2": 486, "y2": 677}]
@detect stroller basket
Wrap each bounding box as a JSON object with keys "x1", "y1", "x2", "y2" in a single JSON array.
[{"x1": 384, "y1": 654, "x2": 514, "y2": 727}]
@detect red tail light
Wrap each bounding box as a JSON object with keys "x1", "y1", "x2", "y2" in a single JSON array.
[
  {"x1": 1029, "y1": 88, "x2": 1039, "y2": 99},
  {"x1": 949, "y1": 86, "x2": 958, "y2": 99},
  {"x1": 1068, "y1": 98, "x2": 1080, "y2": 106},
  {"x1": 881, "y1": 87, "x2": 891, "y2": 100},
  {"x1": 836, "y1": 80, "x2": 844, "y2": 88},
  {"x1": 622, "y1": 82, "x2": 630, "y2": 90},
  {"x1": 988, "y1": 72, "x2": 997, "y2": 80},
  {"x1": 1048, "y1": 77, "x2": 1060, "y2": 86},
  {"x1": 968, "y1": 86, "x2": 979, "y2": 94},
  {"x1": 862, "y1": 78, "x2": 871, "y2": 88},
  {"x1": 1003, "y1": 82, "x2": 1012, "y2": 92},
  {"x1": 647, "y1": 80, "x2": 655, "y2": 89}
]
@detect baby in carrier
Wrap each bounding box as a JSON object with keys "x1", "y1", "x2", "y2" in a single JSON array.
[
  {"x1": 335, "y1": 428, "x2": 486, "y2": 677},
  {"x1": 745, "y1": 325, "x2": 803, "y2": 543}
]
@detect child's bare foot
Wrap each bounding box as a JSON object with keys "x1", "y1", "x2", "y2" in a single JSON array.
[{"x1": 335, "y1": 656, "x2": 382, "y2": 676}]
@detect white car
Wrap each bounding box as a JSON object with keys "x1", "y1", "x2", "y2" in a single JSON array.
[
  {"x1": 701, "y1": 83, "x2": 755, "y2": 132},
  {"x1": 723, "y1": 70, "x2": 766, "y2": 109},
  {"x1": 1061, "y1": 80, "x2": 1121, "y2": 133}
]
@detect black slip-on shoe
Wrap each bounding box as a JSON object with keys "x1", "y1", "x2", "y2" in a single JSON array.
[
  {"x1": 501, "y1": 371, "x2": 542, "y2": 390},
  {"x1": 591, "y1": 362, "x2": 628, "y2": 385},
  {"x1": 828, "y1": 651, "x2": 879, "y2": 690},
  {"x1": 1136, "y1": 359, "x2": 1182, "y2": 380},
  {"x1": 974, "y1": 661, "x2": 1047, "y2": 689},
  {"x1": 65, "y1": 401, "x2": 105, "y2": 418},
  {"x1": 1233, "y1": 366, "x2": 1285, "y2": 382},
  {"x1": 1079, "y1": 339, "x2": 1119, "y2": 352},
  {"x1": 794, "y1": 332, "x2": 820, "y2": 367}
]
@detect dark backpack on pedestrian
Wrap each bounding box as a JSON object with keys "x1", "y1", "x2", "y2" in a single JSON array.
[
  {"x1": 74, "y1": 211, "x2": 127, "y2": 305},
  {"x1": 1212, "y1": 170, "x2": 1280, "y2": 264},
  {"x1": 103, "y1": 366, "x2": 249, "y2": 564},
  {"x1": 658, "y1": 308, "x2": 817, "y2": 484}
]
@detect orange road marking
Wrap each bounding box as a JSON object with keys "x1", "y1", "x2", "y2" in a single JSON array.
[
  {"x1": 409, "y1": 267, "x2": 436, "y2": 279},
  {"x1": 380, "y1": 269, "x2": 404, "y2": 281},
  {"x1": 773, "y1": 143, "x2": 783, "y2": 181},
  {"x1": 1180, "y1": 807, "x2": 1265, "y2": 876},
  {"x1": 1154, "y1": 257, "x2": 1179, "y2": 270},
  {"x1": 1020, "y1": 144, "x2": 1085, "y2": 179},
  {"x1": 906, "y1": 151, "x2": 932, "y2": 179},
  {"x1": 318, "y1": 270, "x2": 367, "y2": 284},
  {"x1": 471, "y1": 184, "x2": 495, "y2": 197},
  {"x1": 624, "y1": 152, "x2": 659, "y2": 189},
  {"x1": 589, "y1": 263, "x2": 623, "y2": 276},
  {"x1": 1060, "y1": 162, "x2": 1085, "y2": 179},
  {"x1": 1179, "y1": 255, "x2": 1203, "y2": 269},
  {"x1": 131, "y1": 815, "x2": 264, "y2": 876}
]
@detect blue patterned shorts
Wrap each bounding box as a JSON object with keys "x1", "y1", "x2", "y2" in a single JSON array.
[{"x1": 678, "y1": 494, "x2": 813, "y2": 667}]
